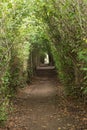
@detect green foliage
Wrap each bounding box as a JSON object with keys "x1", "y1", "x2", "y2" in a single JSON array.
[
  {"x1": 0, "y1": 0, "x2": 31, "y2": 123},
  {"x1": 31, "y1": 0, "x2": 87, "y2": 99},
  {"x1": 0, "y1": 0, "x2": 87, "y2": 123},
  {"x1": 0, "y1": 98, "x2": 9, "y2": 122},
  {"x1": 0, "y1": 71, "x2": 10, "y2": 123}
]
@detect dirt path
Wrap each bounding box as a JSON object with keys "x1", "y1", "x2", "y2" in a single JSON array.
[{"x1": 1, "y1": 68, "x2": 87, "y2": 130}]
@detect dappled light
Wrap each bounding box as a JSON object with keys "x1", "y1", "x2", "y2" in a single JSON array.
[{"x1": 0, "y1": 0, "x2": 87, "y2": 130}]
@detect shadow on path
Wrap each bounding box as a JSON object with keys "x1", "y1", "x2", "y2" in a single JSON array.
[{"x1": 3, "y1": 66, "x2": 87, "y2": 130}]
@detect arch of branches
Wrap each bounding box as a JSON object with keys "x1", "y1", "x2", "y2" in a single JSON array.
[{"x1": 0, "y1": 0, "x2": 87, "y2": 122}]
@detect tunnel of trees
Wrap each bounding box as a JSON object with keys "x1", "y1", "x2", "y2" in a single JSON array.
[{"x1": 0, "y1": 0, "x2": 87, "y2": 122}]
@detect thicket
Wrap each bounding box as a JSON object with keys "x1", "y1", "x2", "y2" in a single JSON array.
[
  {"x1": 0, "y1": 0, "x2": 87, "y2": 123},
  {"x1": 0, "y1": 0, "x2": 31, "y2": 122},
  {"x1": 33, "y1": 0, "x2": 87, "y2": 100}
]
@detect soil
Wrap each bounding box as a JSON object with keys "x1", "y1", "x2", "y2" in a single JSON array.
[{"x1": 0, "y1": 67, "x2": 87, "y2": 130}]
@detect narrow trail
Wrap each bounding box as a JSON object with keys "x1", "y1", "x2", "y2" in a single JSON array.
[{"x1": 2, "y1": 67, "x2": 87, "y2": 130}]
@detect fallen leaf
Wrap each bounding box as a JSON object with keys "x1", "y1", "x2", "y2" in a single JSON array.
[{"x1": 42, "y1": 125, "x2": 47, "y2": 128}]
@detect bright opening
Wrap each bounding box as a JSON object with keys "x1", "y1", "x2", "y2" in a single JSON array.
[{"x1": 44, "y1": 53, "x2": 49, "y2": 64}]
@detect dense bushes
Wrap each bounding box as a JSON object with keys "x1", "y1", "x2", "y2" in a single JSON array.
[
  {"x1": 32, "y1": 0, "x2": 87, "y2": 100},
  {"x1": 0, "y1": 0, "x2": 31, "y2": 122},
  {"x1": 0, "y1": 0, "x2": 87, "y2": 123}
]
